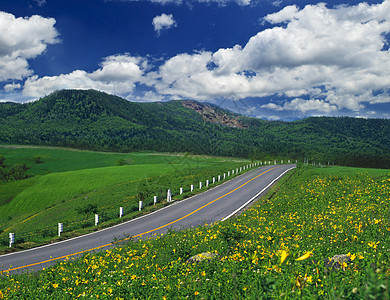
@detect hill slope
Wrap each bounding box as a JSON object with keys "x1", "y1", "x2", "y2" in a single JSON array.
[{"x1": 1, "y1": 89, "x2": 390, "y2": 168}]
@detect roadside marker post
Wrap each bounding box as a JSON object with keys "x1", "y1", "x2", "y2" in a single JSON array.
[
  {"x1": 218, "y1": 175, "x2": 221, "y2": 181},
  {"x1": 179, "y1": 187, "x2": 183, "y2": 195},
  {"x1": 223, "y1": 173, "x2": 226, "y2": 179},
  {"x1": 213, "y1": 177, "x2": 215, "y2": 184},
  {"x1": 190, "y1": 185, "x2": 194, "y2": 192},
  {"x1": 95, "y1": 214, "x2": 99, "y2": 226},
  {"x1": 154, "y1": 196, "x2": 158, "y2": 205},
  {"x1": 139, "y1": 201, "x2": 143, "y2": 211},
  {"x1": 206, "y1": 180, "x2": 209, "y2": 187},
  {"x1": 9, "y1": 233, "x2": 14, "y2": 248},
  {"x1": 119, "y1": 207, "x2": 124, "y2": 218},
  {"x1": 58, "y1": 223, "x2": 63, "y2": 237},
  {"x1": 167, "y1": 189, "x2": 172, "y2": 202},
  {"x1": 199, "y1": 182, "x2": 202, "y2": 189}
]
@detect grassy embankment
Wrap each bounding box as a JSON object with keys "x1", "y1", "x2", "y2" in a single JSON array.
[
  {"x1": 1, "y1": 165, "x2": 389, "y2": 299},
  {"x1": 0, "y1": 146, "x2": 249, "y2": 252}
]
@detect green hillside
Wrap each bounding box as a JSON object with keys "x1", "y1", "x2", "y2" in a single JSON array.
[
  {"x1": 2, "y1": 166, "x2": 389, "y2": 299},
  {"x1": 1, "y1": 89, "x2": 390, "y2": 168},
  {"x1": 0, "y1": 148, "x2": 247, "y2": 251}
]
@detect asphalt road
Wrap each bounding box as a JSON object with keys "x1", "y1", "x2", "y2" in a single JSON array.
[{"x1": 0, "y1": 164, "x2": 295, "y2": 274}]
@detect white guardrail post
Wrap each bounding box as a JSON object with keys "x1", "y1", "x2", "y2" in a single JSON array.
[
  {"x1": 95, "y1": 214, "x2": 99, "y2": 226},
  {"x1": 58, "y1": 222, "x2": 63, "y2": 236},
  {"x1": 167, "y1": 189, "x2": 172, "y2": 202},
  {"x1": 154, "y1": 196, "x2": 158, "y2": 205},
  {"x1": 9, "y1": 233, "x2": 14, "y2": 248},
  {"x1": 119, "y1": 207, "x2": 124, "y2": 218}
]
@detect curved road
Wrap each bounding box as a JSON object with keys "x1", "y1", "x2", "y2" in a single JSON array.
[{"x1": 0, "y1": 164, "x2": 295, "y2": 274}]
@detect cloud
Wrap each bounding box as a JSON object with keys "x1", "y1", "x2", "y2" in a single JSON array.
[
  {"x1": 147, "y1": 0, "x2": 390, "y2": 114},
  {"x1": 3, "y1": 82, "x2": 21, "y2": 92},
  {"x1": 261, "y1": 98, "x2": 338, "y2": 113},
  {"x1": 34, "y1": 0, "x2": 47, "y2": 6},
  {"x1": 23, "y1": 54, "x2": 147, "y2": 98},
  {"x1": 0, "y1": 11, "x2": 59, "y2": 81},
  {"x1": 8, "y1": 0, "x2": 390, "y2": 118},
  {"x1": 152, "y1": 13, "x2": 177, "y2": 34}
]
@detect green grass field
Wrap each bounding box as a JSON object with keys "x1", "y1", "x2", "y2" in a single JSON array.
[
  {"x1": 1, "y1": 165, "x2": 389, "y2": 299},
  {"x1": 0, "y1": 146, "x2": 249, "y2": 251}
]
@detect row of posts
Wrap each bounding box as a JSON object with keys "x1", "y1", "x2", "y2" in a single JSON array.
[{"x1": 7, "y1": 160, "x2": 296, "y2": 247}]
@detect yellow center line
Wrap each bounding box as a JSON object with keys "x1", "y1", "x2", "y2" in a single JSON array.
[{"x1": 1, "y1": 166, "x2": 279, "y2": 274}]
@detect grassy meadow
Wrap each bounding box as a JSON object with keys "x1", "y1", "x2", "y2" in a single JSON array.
[
  {"x1": 1, "y1": 165, "x2": 389, "y2": 299},
  {"x1": 0, "y1": 146, "x2": 248, "y2": 251}
]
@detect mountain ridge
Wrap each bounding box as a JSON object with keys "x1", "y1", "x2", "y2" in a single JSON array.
[{"x1": 1, "y1": 89, "x2": 390, "y2": 168}]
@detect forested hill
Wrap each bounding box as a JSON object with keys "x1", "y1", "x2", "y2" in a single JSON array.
[{"x1": 1, "y1": 89, "x2": 390, "y2": 168}]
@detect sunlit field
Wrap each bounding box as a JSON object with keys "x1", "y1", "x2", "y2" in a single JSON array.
[
  {"x1": 1, "y1": 166, "x2": 389, "y2": 299},
  {"x1": 0, "y1": 147, "x2": 248, "y2": 252}
]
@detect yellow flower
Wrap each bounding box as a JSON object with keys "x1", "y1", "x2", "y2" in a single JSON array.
[
  {"x1": 296, "y1": 251, "x2": 313, "y2": 261},
  {"x1": 280, "y1": 250, "x2": 289, "y2": 264},
  {"x1": 201, "y1": 271, "x2": 206, "y2": 276},
  {"x1": 347, "y1": 253, "x2": 356, "y2": 261},
  {"x1": 52, "y1": 283, "x2": 59, "y2": 289},
  {"x1": 368, "y1": 241, "x2": 379, "y2": 249},
  {"x1": 195, "y1": 291, "x2": 199, "y2": 296},
  {"x1": 0, "y1": 290, "x2": 4, "y2": 299},
  {"x1": 306, "y1": 276, "x2": 313, "y2": 283}
]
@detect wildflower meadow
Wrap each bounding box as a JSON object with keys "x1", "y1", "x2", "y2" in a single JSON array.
[{"x1": 0, "y1": 165, "x2": 389, "y2": 299}]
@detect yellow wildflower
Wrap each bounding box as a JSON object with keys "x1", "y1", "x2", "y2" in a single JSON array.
[
  {"x1": 280, "y1": 250, "x2": 289, "y2": 264},
  {"x1": 296, "y1": 251, "x2": 313, "y2": 261}
]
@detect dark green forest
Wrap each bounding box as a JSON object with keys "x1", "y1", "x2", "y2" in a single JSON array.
[{"x1": 1, "y1": 89, "x2": 390, "y2": 168}]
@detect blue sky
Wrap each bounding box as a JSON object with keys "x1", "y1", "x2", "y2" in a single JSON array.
[{"x1": 0, "y1": 0, "x2": 389, "y2": 120}]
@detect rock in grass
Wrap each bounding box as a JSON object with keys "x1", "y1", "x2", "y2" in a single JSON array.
[
  {"x1": 324, "y1": 254, "x2": 351, "y2": 270},
  {"x1": 187, "y1": 252, "x2": 218, "y2": 263}
]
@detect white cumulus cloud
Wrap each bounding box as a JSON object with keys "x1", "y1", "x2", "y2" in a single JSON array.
[
  {"x1": 152, "y1": 13, "x2": 177, "y2": 34},
  {"x1": 147, "y1": 0, "x2": 390, "y2": 114},
  {"x1": 7, "y1": 0, "x2": 390, "y2": 118},
  {"x1": 23, "y1": 54, "x2": 147, "y2": 98},
  {"x1": 0, "y1": 11, "x2": 59, "y2": 81},
  {"x1": 261, "y1": 98, "x2": 338, "y2": 113}
]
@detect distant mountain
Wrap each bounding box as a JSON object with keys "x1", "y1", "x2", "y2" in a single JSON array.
[{"x1": 1, "y1": 89, "x2": 390, "y2": 168}]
